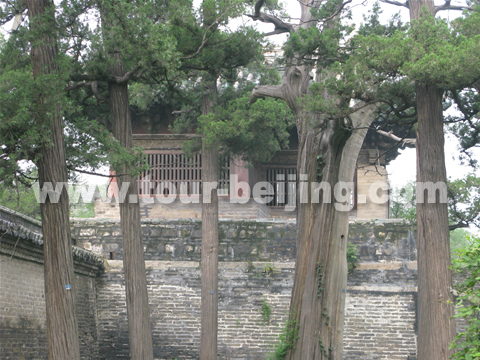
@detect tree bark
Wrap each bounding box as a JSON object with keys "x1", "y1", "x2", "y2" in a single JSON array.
[
  {"x1": 249, "y1": 3, "x2": 379, "y2": 358},
  {"x1": 26, "y1": 1, "x2": 81, "y2": 359},
  {"x1": 200, "y1": 75, "x2": 219, "y2": 360},
  {"x1": 107, "y1": 50, "x2": 154, "y2": 360},
  {"x1": 408, "y1": 1, "x2": 456, "y2": 358},
  {"x1": 286, "y1": 107, "x2": 375, "y2": 360},
  {"x1": 248, "y1": 3, "x2": 380, "y2": 357},
  {"x1": 415, "y1": 82, "x2": 455, "y2": 360}
]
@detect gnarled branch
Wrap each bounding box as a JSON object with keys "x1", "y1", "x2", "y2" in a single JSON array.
[
  {"x1": 448, "y1": 222, "x2": 469, "y2": 231},
  {"x1": 246, "y1": 0, "x2": 294, "y2": 36},
  {"x1": 250, "y1": 84, "x2": 285, "y2": 103}
]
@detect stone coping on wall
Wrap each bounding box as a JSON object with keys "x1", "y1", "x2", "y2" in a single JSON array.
[
  {"x1": 0, "y1": 207, "x2": 105, "y2": 276},
  {"x1": 71, "y1": 217, "x2": 411, "y2": 226}
]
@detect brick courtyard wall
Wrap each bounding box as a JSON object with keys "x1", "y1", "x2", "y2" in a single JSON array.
[
  {"x1": 0, "y1": 206, "x2": 104, "y2": 360},
  {"x1": 72, "y1": 218, "x2": 419, "y2": 360}
]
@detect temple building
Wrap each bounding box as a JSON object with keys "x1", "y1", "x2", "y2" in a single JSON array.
[{"x1": 95, "y1": 107, "x2": 411, "y2": 220}]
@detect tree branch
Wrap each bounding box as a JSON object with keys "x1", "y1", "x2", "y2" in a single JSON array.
[
  {"x1": 449, "y1": 222, "x2": 469, "y2": 231},
  {"x1": 180, "y1": 20, "x2": 218, "y2": 60},
  {"x1": 321, "y1": 0, "x2": 353, "y2": 23},
  {"x1": 73, "y1": 168, "x2": 125, "y2": 178},
  {"x1": 246, "y1": 0, "x2": 294, "y2": 36},
  {"x1": 65, "y1": 81, "x2": 108, "y2": 103},
  {"x1": 435, "y1": 0, "x2": 473, "y2": 14},
  {"x1": 113, "y1": 65, "x2": 142, "y2": 84},
  {"x1": 172, "y1": 107, "x2": 195, "y2": 115},
  {"x1": 376, "y1": 129, "x2": 416, "y2": 146},
  {"x1": 379, "y1": 0, "x2": 409, "y2": 9},
  {"x1": 250, "y1": 84, "x2": 285, "y2": 103}
]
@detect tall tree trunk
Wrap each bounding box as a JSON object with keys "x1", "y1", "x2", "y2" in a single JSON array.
[
  {"x1": 252, "y1": 54, "x2": 377, "y2": 358},
  {"x1": 415, "y1": 83, "x2": 455, "y2": 359},
  {"x1": 200, "y1": 75, "x2": 219, "y2": 360},
  {"x1": 409, "y1": 2, "x2": 456, "y2": 358},
  {"x1": 98, "y1": 2, "x2": 154, "y2": 357},
  {"x1": 26, "y1": 1, "x2": 81, "y2": 359},
  {"x1": 107, "y1": 51, "x2": 154, "y2": 360},
  {"x1": 286, "y1": 107, "x2": 375, "y2": 360}
]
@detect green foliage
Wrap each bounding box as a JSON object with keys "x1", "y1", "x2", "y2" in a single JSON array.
[
  {"x1": 450, "y1": 228, "x2": 474, "y2": 260},
  {"x1": 0, "y1": 169, "x2": 41, "y2": 220},
  {"x1": 358, "y1": 2, "x2": 406, "y2": 37},
  {"x1": 264, "y1": 263, "x2": 276, "y2": 276},
  {"x1": 329, "y1": 3, "x2": 480, "y2": 135},
  {"x1": 282, "y1": 0, "x2": 354, "y2": 67},
  {"x1": 199, "y1": 96, "x2": 293, "y2": 163},
  {"x1": 0, "y1": 2, "x2": 150, "y2": 185},
  {"x1": 316, "y1": 261, "x2": 324, "y2": 298},
  {"x1": 267, "y1": 316, "x2": 299, "y2": 360},
  {"x1": 450, "y1": 235, "x2": 480, "y2": 359},
  {"x1": 165, "y1": 0, "x2": 283, "y2": 165},
  {"x1": 389, "y1": 181, "x2": 417, "y2": 223},
  {"x1": 261, "y1": 298, "x2": 272, "y2": 324},
  {"x1": 390, "y1": 176, "x2": 480, "y2": 232},
  {"x1": 447, "y1": 175, "x2": 480, "y2": 230},
  {"x1": 347, "y1": 243, "x2": 358, "y2": 275}
]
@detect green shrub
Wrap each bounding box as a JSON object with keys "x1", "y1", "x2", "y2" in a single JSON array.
[
  {"x1": 347, "y1": 243, "x2": 358, "y2": 275},
  {"x1": 267, "y1": 316, "x2": 299, "y2": 360},
  {"x1": 450, "y1": 235, "x2": 480, "y2": 359},
  {"x1": 261, "y1": 298, "x2": 272, "y2": 324}
]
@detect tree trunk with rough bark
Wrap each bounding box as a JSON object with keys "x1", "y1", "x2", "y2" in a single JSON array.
[
  {"x1": 107, "y1": 50, "x2": 154, "y2": 360},
  {"x1": 27, "y1": 1, "x2": 81, "y2": 359},
  {"x1": 98, "y1": 2, "x2": 155, "y2": 356},
  {"x1": 409, "y1": 1, "x2": 456, "y2": 358},
  {"x1": 200, "y1": 75, "x2": 219, "y2": 360},
  {"x1": 251, "y1": 42, "x2": 377, "y2": 360},
  {"x1": 285, "y1": 107, "x2": 375, "y2": 360},
  {"x1": 415, "y1": 83, "x2": 455, "y2": 359}
]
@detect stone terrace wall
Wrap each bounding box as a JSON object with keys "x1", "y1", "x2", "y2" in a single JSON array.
[
  {"x1": 72, "y1": 218, "x2": 418, "y2": 360},
  {"x1": 72, "y1": 219, "x2": 297, "y2": 262}
]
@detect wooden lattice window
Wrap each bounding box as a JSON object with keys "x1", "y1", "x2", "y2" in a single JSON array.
[
  {"x1": 138, "y1": 151, "x2": 230, "y2": 197},
  {"x1": 265, "y1": 167, "x2": 297, "y2": 207}
]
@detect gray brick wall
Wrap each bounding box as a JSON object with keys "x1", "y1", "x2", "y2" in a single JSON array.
[
  {"x1": 0, "y1": 254, "x2": 47, "y2": 360},
  {"x1": 344, "y1": 292, "x2": 417, "y2": 360},
  {"x1": 0, "y1": 255, "x2": 100, "y2": 360},
  {"x1": 96, "y1": 261, "x2": 295, "y2": 359},
  {"x1": 0, "y1": 207, "x2": 104, "y2": 360},
  {"x1": 1, "y1": 214, "x2": 421, "y2": 360},
  {"x1": 69, "y1": 218, "x2": 420, "y2": 360},
  {"x1": 93, "y1": 260, "x2": 418, "y2": 360},
  {"x1": 71, "y1": 219, "x2": 297, "y2": 263}
]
